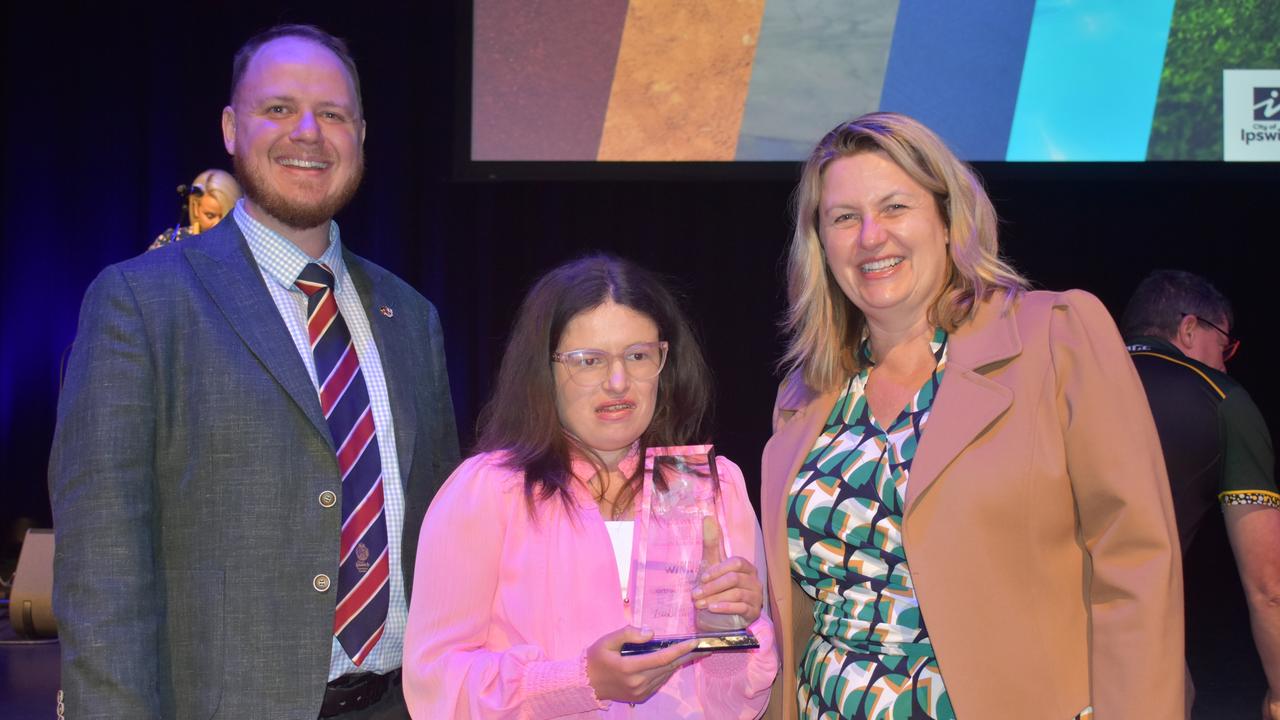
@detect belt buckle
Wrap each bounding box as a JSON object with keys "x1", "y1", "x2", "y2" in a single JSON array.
[{"x1": 319, "y1": 669, "x2": 399, "y2": 718}]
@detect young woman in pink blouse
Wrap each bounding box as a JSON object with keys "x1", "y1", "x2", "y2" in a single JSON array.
[{"x1": 404, "y1": 255, "x2": 777, "y2": 718}]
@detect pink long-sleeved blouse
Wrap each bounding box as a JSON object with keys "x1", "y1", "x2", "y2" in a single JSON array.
[{"x1": 404, "y1": 448, "x2": 778, "y2": 719}]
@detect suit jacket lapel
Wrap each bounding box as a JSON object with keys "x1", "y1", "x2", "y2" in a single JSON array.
[
  {"x1": 345, "y1": 254, "x2": 418, "y2": 487},
  {"x1": 905, "y1": 296, "x2": 1021, "y2": 510},
  {"x1": 183, "y1": 224, "x2": 332, "y2": 445}
]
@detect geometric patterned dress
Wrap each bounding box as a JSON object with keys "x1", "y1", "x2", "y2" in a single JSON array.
[
  {"x1": 787, "y1": 330, "x2": 953, "y2": 719},
  {"x1": 787, "y1": 329, "x2": 1093, "y2": 720}
]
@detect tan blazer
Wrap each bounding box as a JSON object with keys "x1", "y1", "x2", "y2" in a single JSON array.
[{"x1": 760, "y1": 290, "x2": 1184, "y2": 719}]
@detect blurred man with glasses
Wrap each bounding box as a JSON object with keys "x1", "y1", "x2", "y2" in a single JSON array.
[{"x1": 1122, "y1": 269, "x2": 1279, "y2": 719}]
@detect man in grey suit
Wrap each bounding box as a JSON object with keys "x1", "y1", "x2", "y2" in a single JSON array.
[{"x1": 48, "y1": 24, "x2": 459, "y2": 719}]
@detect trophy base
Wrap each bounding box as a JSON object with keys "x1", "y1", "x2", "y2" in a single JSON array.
[{"x1": 619, "y1": 628, "x2": 759, "y2": 656}]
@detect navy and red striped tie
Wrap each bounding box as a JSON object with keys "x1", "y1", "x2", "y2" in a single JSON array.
[{"x1": 296, "y1": 262, "x2": 389, "y2": 667}]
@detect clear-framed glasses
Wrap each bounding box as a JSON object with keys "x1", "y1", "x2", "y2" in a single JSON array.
[
  {"x1": 552, "y1": 341, "x2": 669, "y2": 387},
  {"x1": 1181, "y1": 312, "x2": 1240, "y2": 362}
]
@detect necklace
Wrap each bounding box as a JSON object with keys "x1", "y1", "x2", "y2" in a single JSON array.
[
  {"x1": 599, "y1": 490, "x2": 631, "y2": 520},
  {"x1": 589, "y1": 475, "x2": 632, "y2": 520}
]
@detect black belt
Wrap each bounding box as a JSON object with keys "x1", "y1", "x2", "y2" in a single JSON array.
[{"x1": 319, "y1": 668, "x2": 401, "y2": 718}]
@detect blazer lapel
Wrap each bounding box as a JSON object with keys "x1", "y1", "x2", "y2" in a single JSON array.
[
  {"x1": 905, "y1": 296, "x2": 1021, "y2": 510},
  {"x1": 761, "y1": 382, "x2": 841, "y2": 622},
  {"x1": 346, "y1": 255, "x2": 417, "y2": 486},
  {"x1": 183, "y1": 225, "x2": 332, "y2": 446}
]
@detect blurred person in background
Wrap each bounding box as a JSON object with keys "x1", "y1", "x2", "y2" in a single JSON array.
[
  {"x1": 149, "y1": 168, "x2": 242, "y2": 250},
  {"x1": 1123, "y1": 269, "x2": 1280, "y2": 719}
]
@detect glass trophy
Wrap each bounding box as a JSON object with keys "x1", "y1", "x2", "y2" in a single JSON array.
[{"x1": 620, "y1": 444, "x2": 760, "y2": 655}]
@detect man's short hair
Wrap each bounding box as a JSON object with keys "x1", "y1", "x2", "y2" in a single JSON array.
[
  {"x1": 1121, "y1": 269, "x2": 1233, "y2": 340},
  {"x1": 229, "y1": 24, "x2": 363, "y2": 114}
]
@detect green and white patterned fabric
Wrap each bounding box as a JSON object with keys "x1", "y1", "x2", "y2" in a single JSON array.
[
  {"x1": 787, "y1": 329, "x2": 951, "y2": 720},
  {"x1": 786, "y1": 328, "x2": 1093, "y2": 720}
]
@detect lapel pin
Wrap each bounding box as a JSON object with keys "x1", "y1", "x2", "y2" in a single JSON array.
[{"x1": 380, "y1": 306, "x2": 394, "y2": 318}]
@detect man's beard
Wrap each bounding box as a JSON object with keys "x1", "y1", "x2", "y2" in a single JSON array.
[{"x1": 234, "y1": 153, "x2": 365, "y2": 231}]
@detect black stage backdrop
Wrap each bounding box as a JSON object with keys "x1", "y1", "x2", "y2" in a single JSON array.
[{"x1": 2, "y1": 1, "x2": 1276, "y2": 709}]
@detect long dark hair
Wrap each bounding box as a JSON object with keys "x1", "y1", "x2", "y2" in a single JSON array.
[{"x1": 476, "y1": 254, "x2": 713, "y2": 513}]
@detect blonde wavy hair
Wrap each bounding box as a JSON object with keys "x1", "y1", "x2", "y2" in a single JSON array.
[
  {"x1": 781, "y1": 112, "x2": 1028, "y2": 392},
  {"x1": 187, "y1": 169, "x2": 243, "y2": 232}
]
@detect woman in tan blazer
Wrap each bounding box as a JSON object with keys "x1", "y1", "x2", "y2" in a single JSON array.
[{"x1": 760, "y1": 113, "x2": 1183, "y2": 719}]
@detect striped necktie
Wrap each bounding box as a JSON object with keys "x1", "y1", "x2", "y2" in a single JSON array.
[{"x1": 295, "y1": 262, "x2": 390, "y2": 667}]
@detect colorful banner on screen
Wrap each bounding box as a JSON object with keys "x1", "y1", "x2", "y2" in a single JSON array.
[{"x1": 472, "y1": 0, "x2": 1280, "y2": 162}]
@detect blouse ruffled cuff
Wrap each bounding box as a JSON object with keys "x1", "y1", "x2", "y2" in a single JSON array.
[{"x1": 523, "y1": 653, "x2": 610, "y2": 718}]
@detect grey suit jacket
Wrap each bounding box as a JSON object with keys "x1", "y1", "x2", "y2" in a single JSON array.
[{"x1": 48, "y1": 220, "x2": 460, "y2": 719}]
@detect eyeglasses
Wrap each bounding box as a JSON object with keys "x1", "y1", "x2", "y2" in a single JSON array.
[
  {"x1": 1182, "y1": 313, "x2": 1240, "y2": 362},
  {"x1": 551, "y1": 341, "x2": 669, "y2": 387}
]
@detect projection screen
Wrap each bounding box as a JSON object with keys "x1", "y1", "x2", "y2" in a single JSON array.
[{"x1": 471, "y1": 0, "x2": 1280, "y2": 163}]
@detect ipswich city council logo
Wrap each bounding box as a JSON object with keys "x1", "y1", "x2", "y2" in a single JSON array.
[
  {"x1": 1254, "y1": 88, "x2": 1280, "y2": 121},
  {"x1": 1223, "y1": 70, "x2": 1280, "y2": 160}
]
